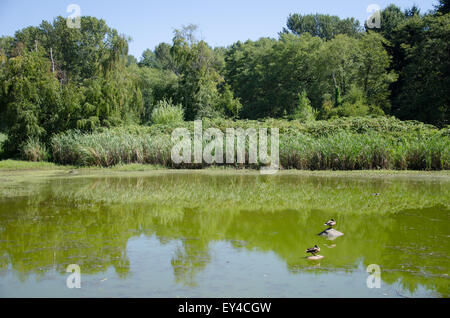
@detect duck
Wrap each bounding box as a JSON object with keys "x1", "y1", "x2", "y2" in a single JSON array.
[
  {"x1": 324, "y1": 219, "x2": 336, "y2": 228},
  {"x1": 306, "y1": 245, "x2": 320, "y2": 256}
]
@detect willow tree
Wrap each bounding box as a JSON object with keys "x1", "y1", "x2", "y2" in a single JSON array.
[
  {"x1": 0, "y1": 50, "x2": 62, "y2": 154},
  {"x1": 0, "y1": 17, "x2": 144, "y2": 155}
]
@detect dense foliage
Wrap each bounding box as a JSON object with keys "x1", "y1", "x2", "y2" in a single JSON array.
[
  {"x1": 283, "y1": 13, "x2": 362, "y2": 40},
  {"x1": 0, "y1": 3, "x2": 449, "y2": 167},
  {"x1": 0, "y1": 17, "x2": 143, "y2": 156},
  {"x1": 51, "y1": 117, "x2": 449, "y2": 170}
]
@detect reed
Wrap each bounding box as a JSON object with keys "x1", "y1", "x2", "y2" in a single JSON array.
[
  {"x1": 150, "y1": 99, "x2": 184, "y2": 125},
  {"x1": 50, "y1": 117, "x2": 449, "y2": 170},
  {"x1": 21, "y1": 138, "x2": 49, "y2": 162}
]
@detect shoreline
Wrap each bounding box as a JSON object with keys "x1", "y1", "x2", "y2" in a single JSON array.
[{"x1": 1, "y1": 160, "x2": 449, "y2": 182}]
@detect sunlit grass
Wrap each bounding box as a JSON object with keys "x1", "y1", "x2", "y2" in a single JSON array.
[
  {"x1": 0, "y1": 159, "x2": 68, "y2": 171},
  {"x1": 106, "y1": 163, "x2": 165, "y2": 171},
  {"x1": 51, "y1": 128, "x2": 449, "y2": 170}
]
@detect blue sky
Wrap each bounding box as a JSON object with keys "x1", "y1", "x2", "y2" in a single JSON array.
[{"x1": 0, "y1": 0, "x2": 436, "y2": 58}]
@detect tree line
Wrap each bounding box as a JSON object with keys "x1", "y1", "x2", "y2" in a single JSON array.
[{"x1": 0, "y1": 1, "x2": 448, "y2": 156}]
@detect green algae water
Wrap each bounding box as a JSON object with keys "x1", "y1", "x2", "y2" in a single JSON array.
[{"x1": 0, "y1": 171, "x2": 449, "y2": 297}]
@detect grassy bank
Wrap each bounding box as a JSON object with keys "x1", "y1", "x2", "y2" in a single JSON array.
[
  {"x1": 49, "y1": 117, "x2": 449, "y2": 170},
  {"x1": 2, "y1": 159, "x2": 449, "y2": 177},
  {"x1": 0, "y1": 159, "x2": 68, "y2": 171}
]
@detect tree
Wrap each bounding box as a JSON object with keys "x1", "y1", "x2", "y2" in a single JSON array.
[
  {"x1": 173, "y1": 24, "x2": 199, "y2": 47},
  {"x1": 291, "y1": 91, "x2": 316, "y2": 122},
  {"x1": 392, "y1": 14, "x2": 450, "y2": 126},
  {"x1": 135, "y1": 65, "x2": 179, "y2": 123},
  {"x1": 357, "y1": 32, "x2": 397, "y2": 112},
  {"x1": 217, "y1": 85, "x2": 242, "y2": 119},
  {"x1": 171, "y1": 26, "x2": 239, "y2": 120},
  {"x1": 316, "y1": 33, "x2": 395, "y2": 115},
  {"x1": 225, "y1": 34, "x2": 323, "y2": 119},
  {"x1": 367, "y1": 4, "x2": 407, "y2": 41},
  {"x1": 154, "y1": 42, "x2": 177, "y2": 72},
  {"x1": 0, "y1": 36, "x2": 14, "y2": 59},
  {"x1": 126, "y1": 55, "x2": 137, "y2": 66},
  {"x1": 139, "y1": 43, "x2": 178, "y2": 72},
  {"x1": 435, "y1": 0, "x2": 450, "y2": 14},
  {"x1": 334, "y1": 86, "x2": 343, "y2": 109},
  {"x1": 0, "y1": 51, "x2": 63, "y2": 154},
  {"x1": 138, "y1": 49, "x2": 157, "y2": 68},
  {"x1": 224, "y1": 38, "x2": 276, "y2": 118},
  {"x1": 12, "y1": 16, "x2": 128, "y2": 84},
  {"x1": 0, "y1": 16, "x2": 144, "y2": 155},
  {"x1": 284, "y1": 13, "x2": 362, "y2": 40},
  {"x1": 80, "y1": 62, "x2": 143, "y2": 129},
  {"x1": 317, "y1": 34, "x2": 361, "y2": 99}
]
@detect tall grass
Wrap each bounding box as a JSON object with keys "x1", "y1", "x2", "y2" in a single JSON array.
[
  {"x1": 51, "y1": 117, "x2": 450, "y2": 170},
  {"x1": 21, "y1": 138, "x2": 49, "y2": 162},
  {"x1": 151, "y1": 99, "x2": 184, "y2": 125},
  {"x1": 280, "y1": 132, "x2": 449, "y2": 170},
  {"x1": 52, "y1": 130, "x2": 173, "y2": 167}
]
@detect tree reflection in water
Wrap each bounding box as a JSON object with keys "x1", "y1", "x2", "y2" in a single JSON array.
[{"x1": 0, "y1": 173, "x2": 448, "y2": 296}]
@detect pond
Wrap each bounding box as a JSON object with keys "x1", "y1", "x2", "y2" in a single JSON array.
[{"x1": 0, "y1": 171, "x2": 449, "y2": 297}]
